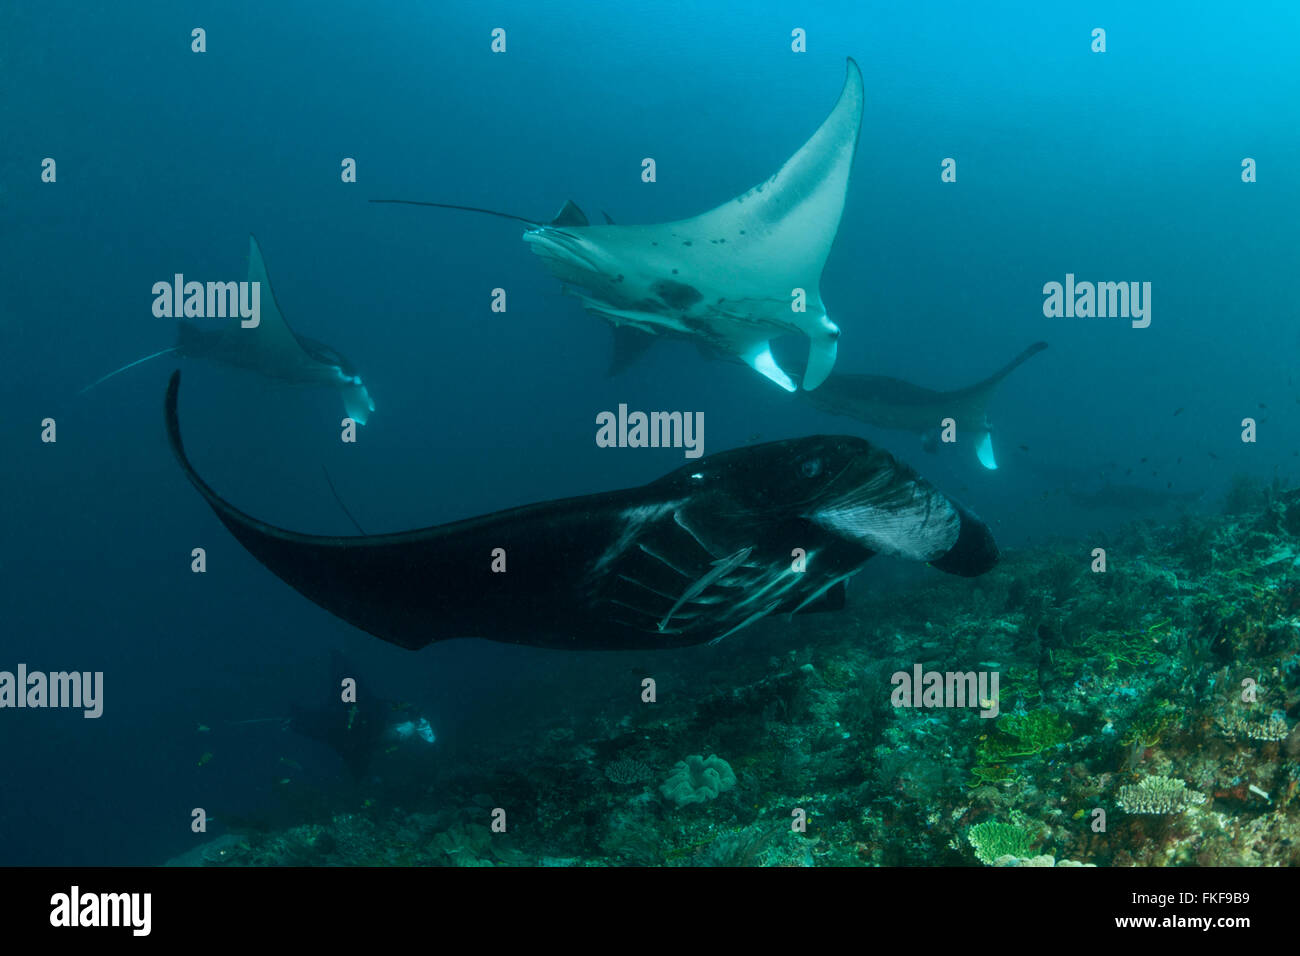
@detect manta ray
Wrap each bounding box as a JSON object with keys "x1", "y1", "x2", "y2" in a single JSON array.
[
  {"x1": 165, "y1": 370, "x2": 997, "y2": 652},
  {"x1": 82, "y1": 235, "x2": 375, "y2": 425},
  {"x1": 287, "y1": 649, "x2": 433, "y2": 778},
  {"x1": 373, "y1": 58, "x2": 865, "y2": 393},
  {"x1": 797, "y1": 342, "x2": 1048, "y2": 470}
]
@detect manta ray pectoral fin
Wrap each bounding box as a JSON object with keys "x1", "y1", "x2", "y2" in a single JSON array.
[
  {"x1": 235, "y1": 234, "x2": 315, "y2": 367},
  {"x1": 739, "y1": 341, "x2": 797, "y2": 393},
  {"x1": 975, "y1": 429, "x2": 998, "y2": 470},
  {"x1": 802, "y1": 319, "x2": 840, "y2": 391},
  {"x1": 682, "y1": 58, "x2": 861, "y2": 390}
]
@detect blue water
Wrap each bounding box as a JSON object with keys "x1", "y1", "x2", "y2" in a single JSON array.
[{"x1": 1, "y1": 1, "x2": 1297, "y2": 864}]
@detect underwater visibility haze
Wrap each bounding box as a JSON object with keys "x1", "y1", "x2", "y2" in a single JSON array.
[{"x1": 2, "y1": 0, "x2": 1300, "y2": 874}]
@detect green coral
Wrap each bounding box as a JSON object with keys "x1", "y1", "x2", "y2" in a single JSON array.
[
  {"x1": 978, "y1": 710, "x2": 1072, "y2": 762},
  {"x1": 967, "y1": 821, "x2": 1035, "y2": 865},
  {"x1": 1078, "y1": 629, "x2": 1160, "y2": 670},
  {"x1": 1121, "y1": 700, "x2": 1179, "y2": 748},
  {"x1": 1003, "y1": 665, "x2": 1043, "y2": 705},
  {"x1": 968, "y1": 709, "x2": 1071, "y2": 788},
  {"x1": 997, "y1": 710, "x2": 1073, "y2": 754},
  {"x1": 968, "y1": 762, "x2": 1018, "y2": 786}
]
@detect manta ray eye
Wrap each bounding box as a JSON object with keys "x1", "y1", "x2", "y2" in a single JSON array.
[{"x1": 800, "y1": 458, "x2": 823, "y2": 479}]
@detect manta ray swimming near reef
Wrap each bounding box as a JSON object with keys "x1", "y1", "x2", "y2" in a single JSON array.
[
  {"x1": 287, "y1": 650, "x2": 434, "y2": 778},
  {"x1": 165, "y1": 370, "x2": 997, "y2": 652},
  {"x1": 796, "y1": 342, "x2": 1049, "y2": 469},
  {"x1": 372, "y1": 58, "x2": 865, "y2": 394},
  {"x1": 82, "y1": 235, "x2": 375, "y2": 425}
]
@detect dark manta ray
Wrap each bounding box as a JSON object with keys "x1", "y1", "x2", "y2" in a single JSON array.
[{"x1": 165, "y1": 372, "x2": 997, "y2": 651}]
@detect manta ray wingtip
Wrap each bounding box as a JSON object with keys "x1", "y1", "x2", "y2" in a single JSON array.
[{"x1": 844, "y1": 57, "x2": 864, "y2": 90}]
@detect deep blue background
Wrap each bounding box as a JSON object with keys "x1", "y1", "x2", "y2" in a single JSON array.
[{"x1": 1, "y1": 1, "x2": 1297, "y2": 863}]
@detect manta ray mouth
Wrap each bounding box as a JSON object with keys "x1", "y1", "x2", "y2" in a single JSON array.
[
  {"x1": 810, "y1": 476, "x2": 962, "y2": 562},
  {"x1": 522, "y1": 228, "x2": 602, "y2": 274}
]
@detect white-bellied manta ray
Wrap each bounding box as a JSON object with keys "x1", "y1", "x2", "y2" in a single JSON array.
[
  {"x1": 372, "y1": 58, "x2": 865, "y2": 393},
  {"x1": 165, "y1": 369, "x2": 998, "y2": 652},
  {"x1": 82, "y1": 235, "x2": 375, "y2": 425},
  {"x1": 796, "y1": 342, "x2": 1048, "y2": 470}
]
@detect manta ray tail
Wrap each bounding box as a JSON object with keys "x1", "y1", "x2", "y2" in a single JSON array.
[
  {"x1": 976, "y1": 341, "x2": 1048, "y2": 392},
  {"x1": 78, "y1": 346, "x2": 179, "y2": 395},
  {"x1": 368, "y1": 198, "x2": 595, "y2": 232},
  {"x1": 368, "y1": 198, "x2": 544, "y2": 227},
  {"x1": 321, "y1": 465, "x2": 367, "y2": 535}
]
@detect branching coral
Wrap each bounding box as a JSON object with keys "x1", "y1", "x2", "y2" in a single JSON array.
[
  {"x1": 967, "y1": 821, "x2": 1035, "y2": 866},
  {"x1": 1117, "y1": 775, "x2": 1206, "y2": 814}
]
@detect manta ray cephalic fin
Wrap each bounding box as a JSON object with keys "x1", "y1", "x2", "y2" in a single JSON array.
[{"x1": 975, "y1": 430, "x2": 997, "y2": 470}]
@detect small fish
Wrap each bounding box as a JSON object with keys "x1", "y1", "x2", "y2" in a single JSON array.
[
  {"x1": 197, "y1": 752, "x2": 213, "y2": 768},
  {"x1": 1209, "y1": 452, "x2": 1219, "y2": 460},
  {"x1": 1258, "y1": 403, "x2": 1267, "y2": 409},
  {"x1": 1018, "y1": 444, "x2": 1029, "y2": 452},
  {"x1": 1140, "y1": 457, "x2": 1148, "y2": 463},
  {"x1": 197, "y1": 724, "x2": 210, "y2": 733},
  {"x1": 1173, "y1": 408, "x2": 1184, "y2": 416}
]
